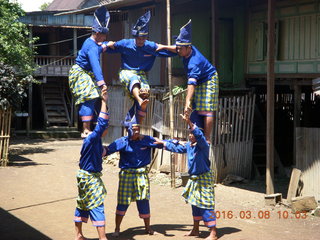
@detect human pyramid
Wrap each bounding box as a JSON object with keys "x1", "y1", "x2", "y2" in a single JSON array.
[{"x1": 69, "y1": 6, "x2": 219, "y2": 240}]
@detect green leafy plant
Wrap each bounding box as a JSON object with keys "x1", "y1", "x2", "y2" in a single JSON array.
[
  {"x1": 0, "y1": 62, "x2": 37, "y2": 110},
  {"x1": 0, "y1": 0, "x2": 39, "y2": 110},
  {"x1": 0, "y1": 0, "x2": 37, "y2": 75},
  {"x1": 163, "y1": 85, "x2": 187, "y2": 101}
]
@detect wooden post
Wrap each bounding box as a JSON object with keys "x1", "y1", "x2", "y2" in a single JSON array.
[
  {"x1": 73, "y1": 28, "x2": 77, "y2": 57},
  {"x1": 287, "y1": 168, "x2": 301, "y2": 203},
  {"x1": 293, "y1": 82, "x2": 301, "y2": 166},
  {"x1": 72, "y1": 28, "x2": 78, "y2": 127},
  {"x1": 27, "y1": 26, "x2": 33, "y2": 136},
  {"x1": 266, "y1": 0, "x2": 275, "y2": 195},
  {"x1": 211, "y1": 0, "x2": 217, "y2": 65},
  {"x1": 166, "y1": 0, "x2": 175, "y2": 188}
]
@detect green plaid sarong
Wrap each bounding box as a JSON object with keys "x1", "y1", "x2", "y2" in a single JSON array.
[
  {"x1": 76, "y1": 169, "x2": 107, "y2": 211},
  {"x1": 182, "y1": 171, "x2": 215, "y2": 209},
  {"x1": 69, "y1": 64, "x2": 100, "y2": 105},
  {"x1": 117, "y1": 167, "x2": 150, "y2": 205},
  {"x1": 119, "y1": 69, "x2": 150, "y2": 100},
  {"x1": 194, "y1": 72, "x2": 219, "y2": 112}
]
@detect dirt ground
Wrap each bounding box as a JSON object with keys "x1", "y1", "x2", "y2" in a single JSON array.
[{"x1": 0, "y1": 138, "x2": 319, "y2": 240}]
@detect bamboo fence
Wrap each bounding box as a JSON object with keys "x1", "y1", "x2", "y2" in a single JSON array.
[
  {"x1": 0, "y1": 108, "x2": 12, "y2": 167},
  {"x1": 107, "y1": 86, "x2": 256, "y2": 181}
]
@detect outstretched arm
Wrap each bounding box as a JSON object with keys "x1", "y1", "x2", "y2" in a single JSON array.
[
  {"x1": 153, "y1": 137, "x2": 187, "y2": 153},
  {"x1": 156, "y1": 44, "x2": 177, "y2": 53},
  {"x1": 181, "y1": 110, "x2": 209, "y2": 149}
]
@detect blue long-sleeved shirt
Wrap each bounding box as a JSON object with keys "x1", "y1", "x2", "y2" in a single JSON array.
[
  {"x1": 75, "y1": 37, "x2": 106, "y2": 86},
  {"x1": 79, "y1": 112, "x2": 109, "y2": 172},
  {"x1": 106, "y1": 39, "x2": 176, "y2": 72},
  {"x1": 183, "y1": 46, "x2": 217, "y2": 85},
  {"x1": 106, "y1": 135, "x2": 163, "y2": 169},
  {"x1": 164, "y1": 126, "x2": 210, "y2": 175}
]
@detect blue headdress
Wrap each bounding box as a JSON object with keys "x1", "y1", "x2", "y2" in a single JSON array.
[
  {"x1": 175, "y1": 19, "x2": 192, "y2": 46},
  {"x1": 132, "y1": 11, "x2": 151, "y2": 37},
  {"x1": 122, "y1": 101, "x2": 140, "y2": 138},
  {"x1": 190, "y1": 110, "x2": 204, "y2": 131},
  {"x1": 92, "y1": 6, "x2": 110, "y2": 34}
]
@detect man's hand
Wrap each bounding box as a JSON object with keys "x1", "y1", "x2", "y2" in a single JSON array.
[
  {"x1": 156, "y1": 44, "x2": 165, "y2": 52},
  {"x1": 101, "y1": 85, "x2": 108, "y2": 102},
  {"x1": 183, "y1": 106, "x2": 192, "y2": 118},
  {"x1": 153, "y1": 137, "x2": 164, "y2": 145},
  {"x1": 107, "y1": 41, "x2": 115, "y2": 49}
]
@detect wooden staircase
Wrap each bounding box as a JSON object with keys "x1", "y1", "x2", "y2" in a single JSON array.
[
  {"x1": 41, "y1": 79, "x2": 71, "y2": 128},
  {"x1": 252, "y1": 105, "x2": 287, "y2": 179}
]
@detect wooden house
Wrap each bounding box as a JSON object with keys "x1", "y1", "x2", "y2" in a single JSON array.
[{"x1": 18, "y1": 0, "x2": 320, "y2": 198}]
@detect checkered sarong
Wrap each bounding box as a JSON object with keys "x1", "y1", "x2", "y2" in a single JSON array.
[
  {"x1": 76, "y1": 169, "x2": 107, "y2": 211},
  {"x1": 69, "y1": 64, "x2": 100, "y2": 105},
  {"x1": 119, "y1": 70, "x2": 150, "y2": 99},
  {"x1": 194, "y1": 72, "x2": 219, "y2": 112},
  {"x1": 117, "y1": 167, "x2": 150, "y2": 205},
  {"x1": 182, "y1": 171, "x2": 215, "y2": 209}
]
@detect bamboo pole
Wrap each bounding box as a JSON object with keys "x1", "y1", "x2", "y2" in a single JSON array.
[
  {"x1": 166, "y1": 0, "x2": 175, "y2": 188},
  {"x1": 266, "y1": 0, "x2": 275, "y2": 195}
]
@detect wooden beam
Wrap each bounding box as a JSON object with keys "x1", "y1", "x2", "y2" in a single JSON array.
[
  {"x1": 247, "y1": 79, "x2": 312, "y2": 86},
  {"x1": 293, "y1": 82, "x2": 301, "y2": 166},
  {"x1": 287, "y1": 168, "x2": 301, "y2": 203},
  {"x1": 266, "y1": 0, "x2": 275, "y2": 195},
  {"x1": 246, "y1": 73, "x2": 320, "y2": 79},
  {"x1": 211, "y1": 0, "x2": 217, "y2": 65},
  {"x1": 166, "y1": 0, "x2": 175, "y2": 188}
]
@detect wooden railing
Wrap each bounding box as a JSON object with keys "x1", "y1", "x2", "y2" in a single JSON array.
[
  {"x1": 34, "y1": 55, "x2": 75, "y2": 66},
  {"x1": 34, "y1": 55, "x2": 75, "y2": 76}
]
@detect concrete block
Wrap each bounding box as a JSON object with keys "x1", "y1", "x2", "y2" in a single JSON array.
[
  {"x1": 159, "y1": 164, "x2": 171, "y2": 174},
  {"x1": 265, "y1": 193, "x2": 282, "y2": 206},
  {"x1": 291, "y1": 196, "x2": 317, "y2": 213}
]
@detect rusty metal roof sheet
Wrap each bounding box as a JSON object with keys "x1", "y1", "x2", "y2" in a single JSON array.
[{"x1": 46, "y1": 0, "x2": 88, "y2": 11}]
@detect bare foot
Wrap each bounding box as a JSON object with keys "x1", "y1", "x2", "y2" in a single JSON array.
[
  {"x1": 75, "y1": 235, "x2": 87, "y2": 240},
  {"x1": 140, "y1": 99, "x2": 149, "y2": 112},
  {"x1": 205, "y1": 236, "x2": 218, "y2": 240},
  {"x1": 184, "y1": 229, "x2": 199, "y2": 237},
  {"x1": 139, "y1": 88, "x2": 150, "y2": 100},
  {"x1": 145, "y1": 228, "x2": 158, "y2": 235}
]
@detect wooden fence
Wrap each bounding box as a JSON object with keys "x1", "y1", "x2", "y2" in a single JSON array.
[
  {"x1": 107, "y1": 86, "x2": 256, "y2": 181},
  {"x1": 296, "y1": 127, "x2": 320, "y2": 201},
  {"x1": 211, "y1": 94, "x2": 256, "y2": 182},
  {"x1": 0, "y1": 108, "x2": 12, "y2": 167}
]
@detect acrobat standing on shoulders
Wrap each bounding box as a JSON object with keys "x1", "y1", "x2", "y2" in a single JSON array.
[
  {"x1": 69, "y1": 6, "x2": 112, "y2": 138},
  {"x1": 157, "y1": 20, "x2": 219, "y2": 142},
  {"x1": 106, "y1": 10, "x2": 176, "y2": 124}
]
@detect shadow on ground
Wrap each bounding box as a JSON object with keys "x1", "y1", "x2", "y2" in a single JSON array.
[
  {"x1": 7, "y1": 154, "x2": 53, "y2": 167},
  {"x1": 0, "y1": 207, "x2": 52, "y2": 240},
  {"x1": 96, "y1": 224, "x2": 241, "y2": 240},
  {"x1": 226, "y1": 177, "x2": 290, "y2": 199}
]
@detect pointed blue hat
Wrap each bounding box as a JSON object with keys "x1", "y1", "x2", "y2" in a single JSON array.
[
  {"x1": 176, "y1": 19, "x2": 192, "y2": 46},
  {"x1": 122, "y1": 101, "x2": 140, "y2": 138},
  {"x1": 92, "y1": 6, "x2": 110, "y2": 34},
  {"x1": 132, "y1": 11, "x2": 151, "y2": 37},
  {"x1": 190, "y1": 110, "x2": 204, "y2": 130}
]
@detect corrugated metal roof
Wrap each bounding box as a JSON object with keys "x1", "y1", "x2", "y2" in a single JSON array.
[
  {"x1": 54, "y1": 0, "x2": 152, "y2": 15},
  {"x1": 46, "y1": 0, "x2": 91, "y2": 11},
  {"x1": 46, "y1": 0, "x2": 118, "y2": 11},
  {"x1": 20, "y1": 12, "x2": 93, "y2": 28}
]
